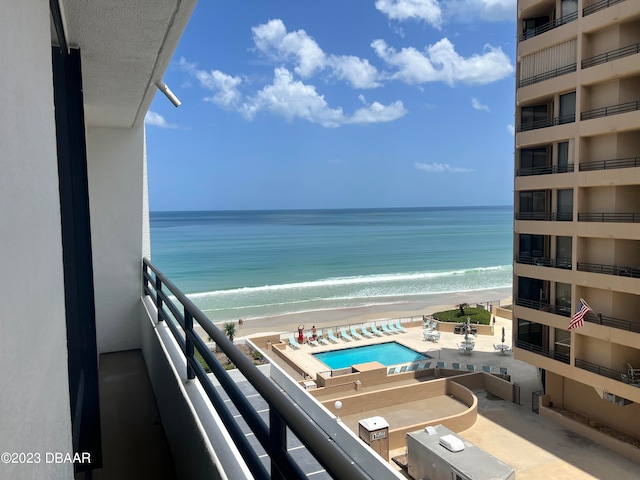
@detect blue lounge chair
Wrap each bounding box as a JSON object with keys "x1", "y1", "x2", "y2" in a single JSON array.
[
  {"x1": 288, "y1": 335, "x2": 300, "y2": 349},
  {"x1": 482, "y1": 365, "x2": 492, "y2": 373},
  {"x1": 436, "y1": 361, "x2": 446, "y2": 368},
  {"x1": 387, "y1": 367, "x2": 398, "y2": 375},
  {"x1": 421, "y1": 362, "x2": 432, "y2": 370},
  {"x1": 452, "y1": 362, "x2": 461, "y2": 370},
  {"x1": 408, "y1": 363, "x2": 419, "y2": 371},
  {"x1": 380, "y1": 321, "x2": 395, "y2": 335},
  {"x1": 499, "y1": 367, "x2": 508, "y2": 375},
  {"x1": 349, "y1": 325, "x2": 364, "y2": 340},
  {"x1": 467, "y1": 364, "x2": 476, "y2": 372},
  {"x1": 326, "y1": 329, "x2": 340, "y2": 343},
  {"x1": 339, "y1": 328, "x2": 354, "y2": 342},
  {"x1": 393, "y1": 320, "x2": 407, "y2": 333},
  {"x1": 370, "y1": 324, "x2": 385, "y2": 336},
  {"x1": 360, "y1": 325, "x2": 374, "y2": 338},
  {"x1": 398, "y1": 365, "x2": 408, "y2": 373}
]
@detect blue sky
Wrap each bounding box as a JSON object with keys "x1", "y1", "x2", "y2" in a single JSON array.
[{"x1": 145, "y1": 0, "x2": 516, "y2": 211}]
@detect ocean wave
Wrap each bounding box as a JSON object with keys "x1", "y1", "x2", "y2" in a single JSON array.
[{"x1": 187, "y1": 265, "x2": 512, "y2": 299}]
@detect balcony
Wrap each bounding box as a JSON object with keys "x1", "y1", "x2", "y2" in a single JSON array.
[
  {"x1": 581, "y1": 100, "x2": 640, "y2": 121},
  {"x1": 578, "y1": 213, "x2": 640, "y2": 222},
  {"x1": 582, "y1": 43, "x2": 640, "y2": 69},
  {"x1": 516, "y1": 255, "x2": 572, "y2": 269},
  {"x1": 142, "y1": 259, "x2": 376, "y2": 480},
  {"x1": 583, "y1": 311, "x2": 640, "y2": 333},
  {"x1": 580, "y1": 156, "x2": 640, "y2": 171},
  {"x1": 515, "y1": 297, "x2": 572, "y2": 317},
  {"x1": 517, "y1": 163, "x2": 575, "y2": 176},
  {"x1": 515, "y1": 340, "x2": 570, "y2": 364},
  {"x1": 519, "y1": 12, "x2": 578, "y2": 42},
  {"x1": 515, "y1": 212, "x2": 573, "y2": 221},
  {"x1": 518, "y1": 64, "x2": 577, "y2": 88},
  {"x1": 575, "y1": 358, "x2": 627, "y2": 383},
  {"x1": 517, "y1": 115, "x2": 575, "y2": 132},
  {"x1": 583, "y1": 0, "x2": 626, "y2": 16},
  {"x1": 577, "y1": 262, "x2": 640, "y2": 278}
]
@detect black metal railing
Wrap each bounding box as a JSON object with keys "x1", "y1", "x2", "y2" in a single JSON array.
[
  {"x1": 142, "y1": 259, "x2": 369, "y2": 480},
  {"x1": 519, "y1": 12, "x2": 578, "y2": 41},
  {"x1": 582, "y1": 42, "x2": 640, "y2": 69},
  {"x1": 517, "y1": 163, "x2": 574, "y2": 176},
  {"x1": 581, "y1": 100, "x2": 640, "y2": 121},
  {"x1": 516, "y1": 255, "x2": 572, "y2": 269},
  {"x1": 515, "y1": 297, "x2": 572, "y2": 317},
  {"x1": 583, "y1": 311, "x2": 640, "y2": 333},
  {"x1": 577, "y1": 261, "x2": 640, "y2": 278},
  {"x1": 518, "y1": 64, "x2": 576, "y2": 88},
  {"x1": 516, "y1": 340, "x2": 570, "y2": 364},
  {"x1": 575, "y1": 358, "x2": 625, "y2": 382},
  {"x1": 580, "y1": 156, "x2": 640, "y2": 171},
  {"x1": 583, "y1": 0, "x2": 626, "y2": 16},
  {"x1": 578, "y1": 212, "x2": 640, "y2": 223},
  {"x1": 515, "y1": 212, "x2": 573, "y2": 221},
  {"x1": 517, "y1": 114, "x2": 575, "y2": 132}
]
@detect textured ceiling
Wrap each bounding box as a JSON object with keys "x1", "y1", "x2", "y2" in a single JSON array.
[{"x1": 57, "y1": 0, "x2": 196, "y2": 128}]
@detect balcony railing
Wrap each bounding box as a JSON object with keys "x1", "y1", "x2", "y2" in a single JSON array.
[
  {"x1": 516, "y1": 255, "x2": 572, "y2": 269},
  {"x1": 142, "y1": 259, "x2": 369, "y2": 480},
  {"x1": 581, "y1": 100, "x2": 640, "y2": 121},
  {"x1": 515, "y1": 340, "x2": 570, "y2": 364},
  {"x1": 578, "y1": 212, "x2": 640, "y2": 223},
  {"x1": 519, "y1": 12, "x2": 578, "y2": 41},
  {"x1": 583, "y1": 0, "x2": 626, "y2": 16},
  {"x1": 579, "y1": 156, "x2": 640, "y2": 171},
  {"x1": 583, "y1": 311, "x2": 640, "y2": 333},
  {"x1": 582, "y1": 43, "x2": 640, "y2": 69},
  {"x1": 575, "y1": 358, "x2": 625, "y2": 382},
  {"x1": 515, "y1": 212, "x2": 573, "y2": 221},
  {"x1": 517, "y1": 114, "x2": 575, "y2": 132},
  {"x1": 518, "y1": 64, "x2": 576, "y2": 88},
  {"x1": 577, "y1": 261, "x2": 640, "y2": 278},
  {"x1": 517, "y1": 163, "x2": 574, "y2": 176},
  {"x1": 515, "y1": 297, "x2": 572, "y2": 317}
]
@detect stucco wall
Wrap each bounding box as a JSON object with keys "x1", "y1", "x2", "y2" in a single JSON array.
[
  {"x1": 0, "y1": 1, "x2": 74, "y2": 479},
  {"x1": 86, "y1": 125, "x2": 147, "y2": 353}
]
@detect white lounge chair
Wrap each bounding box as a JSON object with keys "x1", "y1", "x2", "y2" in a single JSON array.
[
  {"x1": 340, "y1": 328, "x2": 354, "y2": 342},
  {"x1": 380, "y1": 321, "x2": 395, "y2": 335},
  {"x1": 308, "y1": 338, "x2": 319, "y2": 347},
  {"x1": 326, "y1": 329, "x2": 340, "y2": 343},
  {"x1": 349, "y1": 325, "x2": 364, "y2": 340},
  {"x1": 436, "y1": 361, "x2": 446, "y2": 368},
  {"x1": 393, "y1": 319, "x2": 407, "y2": 333},
  {"x1": 360, "y1": 325, "x2": 374, "y2": 338},
  {"x1": 318, "y1": 337, "x2": 330, "y2": 346}
]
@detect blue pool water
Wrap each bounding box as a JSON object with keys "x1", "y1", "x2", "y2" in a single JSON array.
[{"x1": 313, "y1": 342, "x2": 429, "y2": 369}]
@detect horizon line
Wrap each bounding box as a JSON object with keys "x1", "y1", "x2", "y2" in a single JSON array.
[{"x1": 149, "y1": 204, "x2": 514, "y2": 214}]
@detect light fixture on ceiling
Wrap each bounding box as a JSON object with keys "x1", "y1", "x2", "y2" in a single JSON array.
[{"x1": 155, "y1": 81, "x2": 181, "y2": 107}]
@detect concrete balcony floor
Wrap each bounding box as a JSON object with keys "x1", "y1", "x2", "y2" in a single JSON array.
[{"x1": 77, "y1": 350, "x2": 177, "y2": 480}]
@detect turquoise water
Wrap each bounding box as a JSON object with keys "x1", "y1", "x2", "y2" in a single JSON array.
[
  {"x1": 149, "y1": 206, "x2": 513, "y2": 322},
  {"x1": 313, "y1": 342, "x2": 429, "y2": 369}
]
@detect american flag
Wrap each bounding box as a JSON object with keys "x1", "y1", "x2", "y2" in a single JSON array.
[{"x1": 568, "y1": 299, "x2": 590, "y2": 330}]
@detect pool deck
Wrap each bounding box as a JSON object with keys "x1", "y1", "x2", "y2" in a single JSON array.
[{"x1": 251, "y1": 315, "x2": 640, "y2": 479}]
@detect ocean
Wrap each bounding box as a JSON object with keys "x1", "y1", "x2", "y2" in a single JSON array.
[{"x1": 149, "y1": 206, "x2": 513, "y2": 322}]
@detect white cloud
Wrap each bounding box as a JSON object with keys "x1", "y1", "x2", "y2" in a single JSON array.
[
  {"x1": 179, "y1": 58, "x2": 243, "y2": 109},
  {"x1": 372, "y1": 38, "x2": 513, "y2": 86},
  {"x1": 251, "y1": 19, "x2": 381, "y2": 88},
  {"x1": 415, "y1": 162, "x2": 475, "y2": 173},
  {"x1": 376, "y1": 0, "x2": 443, "y2": 29},
  {"x1": 144, "y1": 111, "x2": 178, "y2": 129},
  {"x1": 444, "y1": 0, "x2": 515, "y2": 23},
  {"x1": 507, "y1": 124, "x2": 515, "y2": 136},
  {"x1": 240, "y1": 68, "x2": 406, "y2": 127},
  {"x1": 471, "y1": 98, "x2": 490, "y2": 111}
]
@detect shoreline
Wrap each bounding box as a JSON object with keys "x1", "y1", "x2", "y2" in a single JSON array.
[{"x1": 226, "y1": 286, "x2": 512, "y2": 339}]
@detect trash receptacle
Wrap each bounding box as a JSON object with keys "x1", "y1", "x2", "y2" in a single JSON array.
[{"x1": 358, "y1": 416, "x2": 389, "y2": 461}]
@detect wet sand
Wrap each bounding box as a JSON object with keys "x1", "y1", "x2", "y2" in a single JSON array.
[{"x1": 225, "y1": 287, "x2": 512, "y2": 338}]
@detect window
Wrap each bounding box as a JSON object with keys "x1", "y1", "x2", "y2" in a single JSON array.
[
  {"x1": 522, "y1": 16, "x2": 549, "y2": 39},
  {"x1": 517, "y1": 319, "x2": 547, "y2": 347},
  {"x1": 520, "y1": 147, "x2": 549, "y2": 175},
  {"x1": 555, "y1": 282, "x2": 571, "y2": 315},
  {"x1": 519, "y1": 190, "x2": 549, "y2": 219},
  {"x1": 521, "y1": 105, "x2": 548, "y2": 130},
  {"x1": 559, "y1": 92, "x2": 576, "y2": 124},
  {"x1": 561, "y1": 0, "x2": 578, "y2": 18},
  {"x1": 518, "y1": 276, "x2": 547, "y2": 302},
  {"x1": 554, "y1": 328, "x2": 571, "y2": 362},
  {"x1": 557, "y1": 142, "x2": 569, "y2": 172},
  {"x1": 557, "y1": 189, "x2": 573, "y2": 220},
  {"x1": 519, "y1": 234, "x2": 547, "y2": 258},
  {"x1": 556, "y1": 236, "x2": 572, "y2": 268}
]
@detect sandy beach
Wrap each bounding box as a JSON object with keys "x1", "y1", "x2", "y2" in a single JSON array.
[{"x1": 224, "y1": 286, "x2": 512, "y2": 339}]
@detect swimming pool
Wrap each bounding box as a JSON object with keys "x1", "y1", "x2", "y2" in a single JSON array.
[{"x1": 313, "y1": 342, "x2": 429, "y2": 370}]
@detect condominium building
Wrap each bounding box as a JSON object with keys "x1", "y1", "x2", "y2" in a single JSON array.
[{"x1": 514, "y1": 0, "x2": 640, "y2": 442}]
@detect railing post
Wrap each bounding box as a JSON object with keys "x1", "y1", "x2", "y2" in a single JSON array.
[
  {"x1": 156, "y1": 273, "x2": 164, "y2": 322},
  {"x1": 185, "y1": 309, "x2": 195, "y2": 380},
  {"x1": 270, "y1": 409, "x2": 288, "y2": 480},
  {"x1": 143, "y1": 261, "x2": 148, "y2": 294}
]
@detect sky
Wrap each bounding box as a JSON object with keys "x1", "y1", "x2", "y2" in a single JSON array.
[{"x1": 145, "y1": 0, "x2": 517, "y2": 211}]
